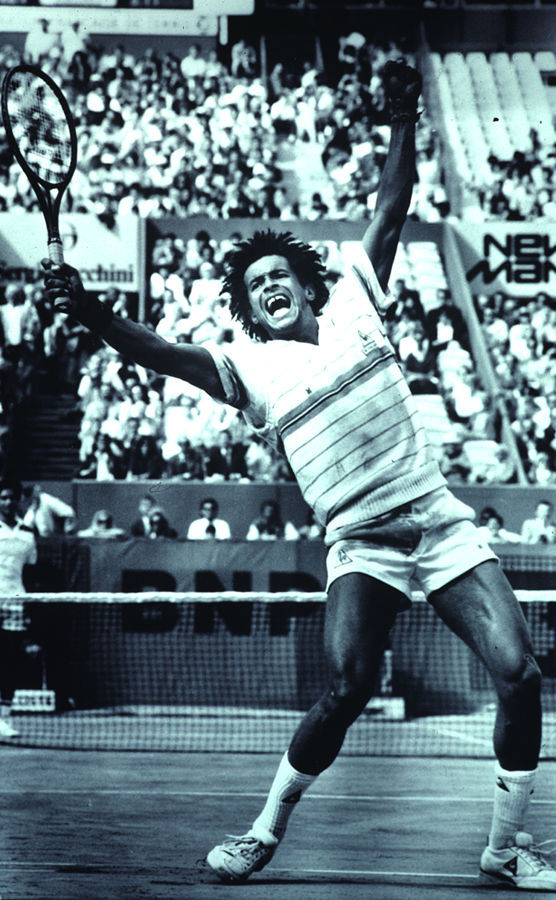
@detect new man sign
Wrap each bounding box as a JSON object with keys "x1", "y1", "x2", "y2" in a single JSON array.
[{"x1": 454, "y1": 222, "x2": 556, "y2": 296}]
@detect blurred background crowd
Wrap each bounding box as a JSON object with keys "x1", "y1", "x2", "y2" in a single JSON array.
[{"x1": 0, "y1": 15, "x2": 555, "y2": 494}]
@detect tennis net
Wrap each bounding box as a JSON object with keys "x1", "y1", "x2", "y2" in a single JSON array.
[{"x1": 2, "y1": 591, "x2": 555, "y2": 758}]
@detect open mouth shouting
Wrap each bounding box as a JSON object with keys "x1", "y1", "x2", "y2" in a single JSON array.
[{"x1": 266, "y1": 294, "x2": 292, "y2": 318}]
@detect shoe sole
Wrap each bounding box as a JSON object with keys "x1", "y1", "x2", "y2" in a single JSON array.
[
  {"x1": 206, "y1": 849, "x2": 272, "y2": 883},
  {"x1": 479, "y1": 868, "x2": 516, "y2": 887},
  {"x1": 480, "y1": 867, "x2": 556, "y2": 891}
]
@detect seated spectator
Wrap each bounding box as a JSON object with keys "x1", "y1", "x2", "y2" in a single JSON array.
[
  {"x1": 476, "y1": 507, "x2": 521, "y2": 545},
  {"x1": 77, "y1": 510, "x2": 126, "y2": 539},
  {"x1": 425, "y1": 289, "x2": 468, "y2": 349},
  {"x1": 246, "y1": 500, "x2": 299, "y2": 541},
  {"x1": 21, "y1": 485, "x2": 76, "y2": 536},
  {"x1": 78, "y1": 432, "x2": 119, "y2": 480},
  {"x1": 146, "y1": 508, "x2": 177, "y2": 539},
  {"x1": 520, "y1": 499, "x2": 556, "y2": 545},
  {"x1": 438, "y1": 440, "x2": 471, "y2": 483},
  {"x1": 205, "y1": 429, "x2": 248, "y2": 481},
  {"x1": 528, "y1": 451, "x2": 556, "y2": 486},
  {"x1": 244, "y1": 435, "x2": 279, "y2": 482},
  {"x1": 186, "y1": 497, "x2": 231, "y2": 540},
  {"x1": 163, "y1": 438, "x2": 206, "y2": 481},
  {"x1": 298, "y1": 509, "x2": 325, "y2": 541},
  {"x1": 397, "y1": 320, "x2": 435, "y2": 380},
  {"x1": 130, "y1": 495, "x2": 156, "y2": 536}
]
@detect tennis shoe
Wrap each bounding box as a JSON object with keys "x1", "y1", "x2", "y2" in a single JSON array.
[
  {"x1": 0, "y1": 719, "x2": 19, "y2": 739},
  {"x1": 480, "y1": 831, "x2": 556, "y2": 890},
  {"x1": 206, "y1": 830, "x2": 278, "y2": 882}
]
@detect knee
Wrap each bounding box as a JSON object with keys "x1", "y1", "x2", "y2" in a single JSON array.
[
  {"x1": 321, "y1": 665, "x2": 373, "y2": 721},
  {"x1": 498, "y1": 652, "x2": 541, "y2": 705}
]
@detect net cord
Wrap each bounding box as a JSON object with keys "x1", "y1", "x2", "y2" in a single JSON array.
[{"x1": 2, "y1": 591, "x2": 555, "y2": 604}]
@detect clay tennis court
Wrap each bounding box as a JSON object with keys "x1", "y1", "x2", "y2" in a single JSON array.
[{"x1": 3, "y1": 749, "x2": 556, "y2": 899}]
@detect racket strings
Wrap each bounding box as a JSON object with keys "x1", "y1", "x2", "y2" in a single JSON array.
[{"x1": 6, "y1": 73, "x2": 73, "y2": 185}]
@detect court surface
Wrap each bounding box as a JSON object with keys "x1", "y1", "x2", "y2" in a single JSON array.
[{"x1": 3, "y1": 749, "x2": 556, "y2": 899}]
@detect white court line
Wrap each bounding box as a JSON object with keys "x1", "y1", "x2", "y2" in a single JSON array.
[
  {"x1": 1, "y1": 788, "x2": 556, "y2": 804},
  {"x1": 427, "y1": 727, "x2": 492, "y2": 748},
  {"x1": 0, "y1": 861, "x2": 478, "y2": 881},
  {"x1": 300, "y1": 868, "x2": 477, "y2": 881}
]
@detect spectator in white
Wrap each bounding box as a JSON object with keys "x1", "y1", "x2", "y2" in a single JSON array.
[
  {"x1": 180, "y1": 44, "x2": 207, "y2": 81},
  {"x1": 22, "y1": 485, "x2": 76, "y2": 536},
  {"x1": 24, "y1": 18, "x2": 59, "y2": 65},
  {"x1": 529, "y1": 451, "x2": 556, "y2": 486},
  {"x1": 483, "y1": 446, "x2": 516, "y2": 485},
  {"x1": 246, "y1": 500, "x2": 299, "y2": 541},
  {"x1": 476, "y1": 507, "x2": 521, "y2": 545},
  {"x1": 60, "y1": 21, "x2": 87, "y2": 67},
  {"x1": 0, "y1": 284, "x2": 39, "y2": 361},
  {"x1": 187, "y1": 497, "x2": 231, "y2": 540},
  {"x1": 481, "y1": 306, "x2": 509, "y2": 349},
  {"x1": 521, "y1": 500, "x2": 556, "y2": 545},
  {"x1": 244, "y1": 436, "x2": 278, "y2": 482},
  {"x1": 0, "y1": 479, "x2": 37, "y2": 739},
  {"x1": 77, "y1": 509, "x2": 126, "y2": 539}
]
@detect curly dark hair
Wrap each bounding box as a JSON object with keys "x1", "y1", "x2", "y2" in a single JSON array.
[{"x1": 221, "y1": 230, "x2": 330, "y2": 341}]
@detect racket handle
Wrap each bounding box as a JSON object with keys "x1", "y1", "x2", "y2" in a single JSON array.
[{"x1": 48, "y1": 239, "x2": 65, "y2": 267}]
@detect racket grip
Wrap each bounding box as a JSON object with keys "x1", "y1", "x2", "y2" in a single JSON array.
[{"x1": 48, "y1": 239, "x2": 65, "y2": 267}]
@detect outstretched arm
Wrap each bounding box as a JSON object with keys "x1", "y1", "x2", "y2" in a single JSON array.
[
  {"x1": 42, "y1": 261, "x2": 226, "y2": 401},
  {"x1": 362, "y1": 60, "x2": 422, "y2": 291}
]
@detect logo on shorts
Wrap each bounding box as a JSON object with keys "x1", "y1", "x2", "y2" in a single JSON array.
[
  {"x1": 358, "y1": 329, "x2": 375, "y2": 356},
  {"x1": 337, "y1": 548, "x2": 352, "y2": 565}
]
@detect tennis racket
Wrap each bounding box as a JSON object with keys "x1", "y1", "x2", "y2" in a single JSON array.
[{"x1": 1, "y1": 64, "x2": 77, "y2": 267}]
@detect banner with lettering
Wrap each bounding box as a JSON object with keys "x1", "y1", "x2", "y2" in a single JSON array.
[
  {"x1": 0, "y1": 214, "x2": 139, "y2": 292},
  {"x1": 453, "y1": 222, "x2": 556, "y2": 298}
]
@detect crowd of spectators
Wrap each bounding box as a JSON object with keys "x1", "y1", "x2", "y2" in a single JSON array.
[
  {"x1": 11, "y1": 483, "x2": 555, "y2": 547},
  {"x1": 383, "y1": 277, "x2": 512, "y2": 483},
  {"x1": 476, "y1": 288, "x2": 556, "y2": 484},
  {"x1": 0, "y1": 27, "x2": 553, "y2": 487},
  {"x1": 468, "y1": 133, "x2": 556, "y2": 223},
  {"x1": 0, "y1": 28, "x2": 448, "y2": 224},
  {"x1": 0, "y1": 229, "x2": 529, "y2": 487}
]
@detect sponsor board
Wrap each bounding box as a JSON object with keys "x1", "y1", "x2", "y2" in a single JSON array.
[
  {"x1": 0, "y1": 213, "x2": 139, "y2": 291},
  {"x1": 454, "y1": 222, "x2": 556, "y2": 297}
]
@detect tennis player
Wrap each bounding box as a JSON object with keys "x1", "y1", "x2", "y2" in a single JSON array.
[{"x1": 43, "y1": 60, "x2": 555, "y2": 890}]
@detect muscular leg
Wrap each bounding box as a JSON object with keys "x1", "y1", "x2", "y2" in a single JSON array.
[
  {"x1": 428, "y1": 560, "x2": 541, "y2": 771},
  {"x1": 288, "y1": 572, "x2": 402, "y2": 775}
]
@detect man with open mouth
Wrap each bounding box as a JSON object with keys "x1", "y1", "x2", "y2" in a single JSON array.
[{"x1": 43, "y1": 59, "x2": 555, "y2": 892}]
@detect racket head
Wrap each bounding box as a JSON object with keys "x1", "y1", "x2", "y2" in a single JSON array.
[{"x1": 1, "y1": 64, "x2": 77, "y2": 192}]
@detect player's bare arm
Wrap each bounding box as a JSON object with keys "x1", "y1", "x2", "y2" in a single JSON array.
[
  {"x1": 42, "y1": 260, "x2": 226, "y2": 401},
  {"x1": 362, "y1": 59, "x2": 422, "y2": 290}
]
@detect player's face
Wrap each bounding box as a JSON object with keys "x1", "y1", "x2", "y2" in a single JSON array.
[{"x1": 244, "y1": 255, "x2": 318, "y2": 342}]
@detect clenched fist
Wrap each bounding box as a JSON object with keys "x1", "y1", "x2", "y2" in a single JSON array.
[{"x1": 383, "y1": 59, "x2": 422, "y2": 124}]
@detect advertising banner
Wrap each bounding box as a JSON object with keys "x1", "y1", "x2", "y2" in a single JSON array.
[
  {"x1": 0, "y1": 8, "x2": 219, "y2": 35},
  {"x1": 0, "y1": 213, "x2": 139, "y2": 291},
  {"x1": 453, "y1": 222, "x2": 556, "y2": 298}
]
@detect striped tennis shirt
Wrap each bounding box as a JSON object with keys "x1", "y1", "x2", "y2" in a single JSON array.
[{"x1": 208, "y1": 248, "x2": 445, "y2": 544}]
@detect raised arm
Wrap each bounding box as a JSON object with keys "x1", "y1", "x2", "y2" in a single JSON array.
[
  {"x1": 42, "y1": 261, "x2": 226, "y2": 401},
  {"x1": 362, "y1": 60, "x2": 422, "y2": 291}
]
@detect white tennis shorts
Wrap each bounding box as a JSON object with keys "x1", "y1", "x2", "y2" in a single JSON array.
[{"x1": 326, "y1": 486, "x2": 496, "y2": 605}]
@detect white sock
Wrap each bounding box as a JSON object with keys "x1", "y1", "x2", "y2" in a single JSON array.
[
  {"x1": 250, "y1": 752, "x2": 316, "y2": 845},
  {"x1": 489, "y1": 762, "x2": 536, "y2": 850}
]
